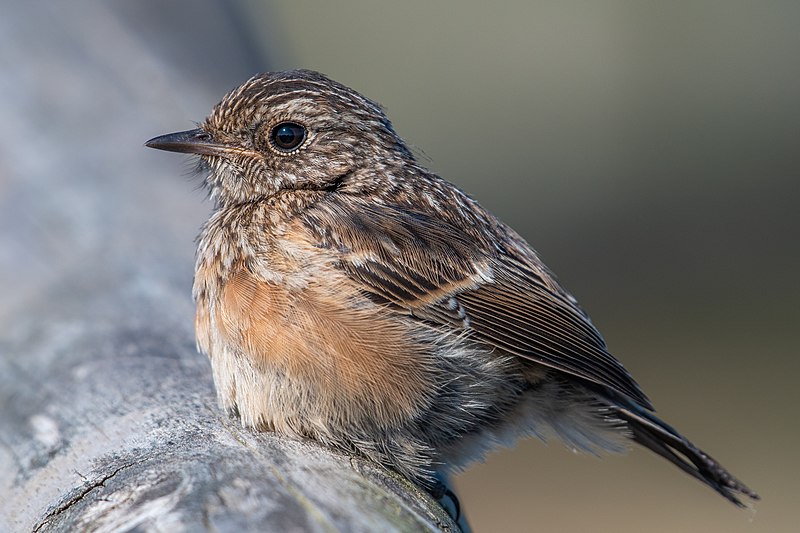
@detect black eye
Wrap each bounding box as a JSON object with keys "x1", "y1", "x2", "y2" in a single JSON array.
[{"x1": 270, "y1": 122, "x2": 306, "y2": 152}]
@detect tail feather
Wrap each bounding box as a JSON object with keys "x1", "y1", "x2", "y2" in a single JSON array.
[{"x1": 614, "y1": 404, "x2": 759, "y2": 506}]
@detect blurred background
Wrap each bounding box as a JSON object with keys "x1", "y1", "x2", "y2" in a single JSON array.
[{"x1": 1, "y1": 1, "x2": 797, "y2": 531}]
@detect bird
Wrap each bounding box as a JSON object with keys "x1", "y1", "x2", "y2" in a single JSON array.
[{"x1": 145, "y1": 69, "x2": 758, "y2": 511}]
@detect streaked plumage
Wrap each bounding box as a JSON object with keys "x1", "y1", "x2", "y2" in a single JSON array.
[{"x1": 146, "y1": 70, "x2": 758, "y2": 508}]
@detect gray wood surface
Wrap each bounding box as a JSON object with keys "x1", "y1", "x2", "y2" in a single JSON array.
[{"x1": 0, "y1": 267, "x2": 454, "y2": 532}]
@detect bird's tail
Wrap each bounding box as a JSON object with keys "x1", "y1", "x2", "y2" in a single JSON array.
[{"x1": 613, "y1": 402, "x2": 759, "y2": 506}]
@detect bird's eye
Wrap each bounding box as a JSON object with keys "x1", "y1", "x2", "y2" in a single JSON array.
[{"x1": 270, "y1": 122, "x2": 306, "y2": 152}]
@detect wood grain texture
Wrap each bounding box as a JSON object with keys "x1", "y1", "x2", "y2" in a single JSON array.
[{"x1": 0, "y1": 269, "x2": 458, "y2": 533}]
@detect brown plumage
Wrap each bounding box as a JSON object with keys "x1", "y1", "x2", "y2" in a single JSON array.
[{"x1": 146, "y1": 70, "x2": 758, "y2": 508}]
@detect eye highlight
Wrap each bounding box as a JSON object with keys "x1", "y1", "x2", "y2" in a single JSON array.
[{"x1": 270, "y1": 122, "x2": 307, "y2": 152}]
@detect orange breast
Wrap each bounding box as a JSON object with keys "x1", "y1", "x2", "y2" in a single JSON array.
[{"x1": 210, "y1": 266, "x2": 437, "y2": 429}]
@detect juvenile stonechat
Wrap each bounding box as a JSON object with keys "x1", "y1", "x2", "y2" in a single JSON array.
[{"x1": 146, "y1": 70, "x2": 758, "y2": 510}]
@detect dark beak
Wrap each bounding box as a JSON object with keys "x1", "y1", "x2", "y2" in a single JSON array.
[{"x1": 145, "y1": 128, "x2": 230, "y2": 157}]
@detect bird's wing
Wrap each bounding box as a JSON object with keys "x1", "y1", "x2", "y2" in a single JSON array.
[{"x1": 302, "y1": 199, "x2": 652, "y2": 409}]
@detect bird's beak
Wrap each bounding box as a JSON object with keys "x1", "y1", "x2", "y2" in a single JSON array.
[{"x1": 145, "y1": 128, "x2": 232, "y2": 157}]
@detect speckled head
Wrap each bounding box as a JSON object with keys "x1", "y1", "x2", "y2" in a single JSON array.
[{"x1": 146, "y1": 70, "x2": 413, "y2": 206}]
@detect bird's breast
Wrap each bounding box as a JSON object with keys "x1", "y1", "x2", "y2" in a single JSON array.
[{"x1": 194, "y1": 217, "x2": 439, "y2": 433}]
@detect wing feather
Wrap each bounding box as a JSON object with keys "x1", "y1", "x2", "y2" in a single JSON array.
[{"x1": 303, "y1": 198, "x2": 652, "y2": 409}]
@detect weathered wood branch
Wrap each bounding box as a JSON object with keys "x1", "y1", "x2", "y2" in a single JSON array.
[{"x1": 0, "y1": 269, "x2": 458, "y2": 532}]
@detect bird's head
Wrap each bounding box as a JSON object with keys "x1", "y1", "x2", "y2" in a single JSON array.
[{"x1": 146, "y1": 70, "x2": 412, "y2": 206}]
